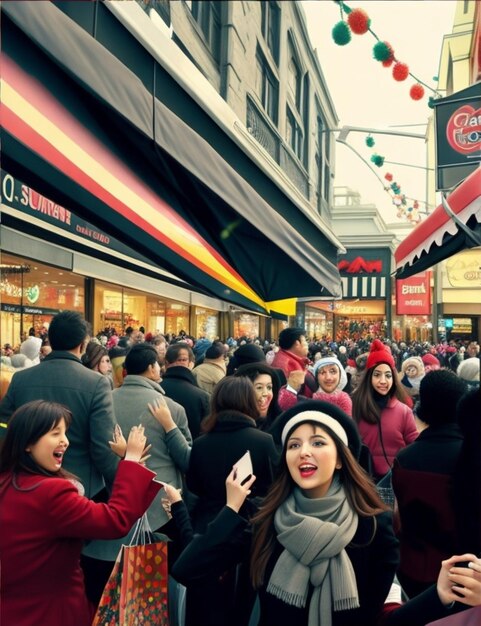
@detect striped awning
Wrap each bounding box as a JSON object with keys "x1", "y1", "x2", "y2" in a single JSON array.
[
  {"x1": 1, "y1": 1, "x2": 342, "y2": 316},
  {"x1": 395, "y1": 166, "x2": 481, "y2": 278},
  {"x1": 341, "y1": 275, "x2": 388, "y2": 299}
]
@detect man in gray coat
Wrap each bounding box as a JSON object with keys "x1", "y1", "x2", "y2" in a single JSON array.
[
  {"x1": 0, "y1": 310, "x2": 119, "y2": 499},
  {"x1": 80, "y1": 342, "x2": 193, "y2": 604},
  {"x1": 112, "y1": 342, "x2": 192, "y2": 533}
]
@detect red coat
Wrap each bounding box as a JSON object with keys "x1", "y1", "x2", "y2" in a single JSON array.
[
  {"x1": 0, "y1": 461, "x2": 161, "y2": 626},
  {"x1": 271, "y1": 349, "x2": 315, "y2": 397}
]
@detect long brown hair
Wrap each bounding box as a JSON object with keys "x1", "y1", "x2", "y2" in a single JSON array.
[
  {"x1": 201, "y1": 376, "x2": 260, "y2": 433},
  {"x1": 249, "y1": 422, "x2": 388, "y2": 588},
  {"x1": 352, "y1": 363, "x2": 410, "y2": 425}
]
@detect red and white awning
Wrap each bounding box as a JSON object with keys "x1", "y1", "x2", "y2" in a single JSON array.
[{"x1": 395, "y1": 166, "x2": 481, "y2": 277}]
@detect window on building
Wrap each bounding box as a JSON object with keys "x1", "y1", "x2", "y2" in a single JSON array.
[
  {"x1": 287, "y1": 49, "x2": 301, "y2": 111},
  {"x1": 261, "y1": 1, "x2": 280, "y2": 64},
  {"x1": 315, "y1": 103, "x2": 331, "y2": 208},
  {"x1": 255, "y1": 50, "x2": 279, "y2": 125},
  {"x1": 286, "y1": 106, "x2": 303, "y2": 160},
  {"x1": 285, "y1": 34, "x2": 308, "y2": 165},
  {"x1": 187, "y1": 1, "x2": 221, "y2": 62}
]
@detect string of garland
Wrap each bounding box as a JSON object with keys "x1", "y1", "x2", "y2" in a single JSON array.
[
  {"x1": 364, "y1": 135, "x2": 425, "y2": 223},
  {"x1": 332, "y1": 1, "x2": 439, "y2": 107}
]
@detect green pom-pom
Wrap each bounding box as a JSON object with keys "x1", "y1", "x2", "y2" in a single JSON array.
[
  {"x1": 373, "y1": 41, "x2": 391, "y2": 62},
  {"x1": 370, "y1": 154, "x2": 385, "y2": 167},
  {"x1": 332, "y1": 21, "x2": 351, "y2": 46},
  {"x1": 365, "y1": 136, "x2": 375, "y2": 148}
]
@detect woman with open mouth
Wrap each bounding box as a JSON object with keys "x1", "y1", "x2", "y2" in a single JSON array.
[{"x1": 0, "y1": 399, "x2": 161, "y2": 626}]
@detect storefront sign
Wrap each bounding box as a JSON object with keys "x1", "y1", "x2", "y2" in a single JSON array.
[
  {"x1": 337, "y1": 248, "x2": 391, "y2": 300},
  {"x1": 1, "y1": 171, "x2": 148, "y2": 262},
  {"x1": 433, "y1": 84, "x2": 481, "y2": 190},
  {"x1": 312, "y1": 300, "x2": 385, "y2": 316},
  {"x1": 396, "y1": 272, "x2": 431, "y2": 315},
  {"x1": 445, "y1": 250, "x2": 481, "y2": 288}
]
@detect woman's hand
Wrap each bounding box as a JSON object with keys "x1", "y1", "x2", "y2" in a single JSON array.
[
  {"x1": 161, "y1": 484, "x2": 183, "y2": 519},
  {"x1": 109, "y1": 424, "x2": 127, "y2": 458},
  {"x1": 148, "y1": 398, "x2": 176, "y2": 433},
  {"x1": 124, "y1": 425, "x2": 151, "y2": 463},
  {"x1": 225, "y1": 468, "x2": 256, "y2": 514},
  {"x1": 437, "y1": 554, "x2": 481, "y2": 607}
]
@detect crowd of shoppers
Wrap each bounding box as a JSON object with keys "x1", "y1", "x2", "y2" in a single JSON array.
[{"x1": 0, "y1": 317, "x2": 480, "y2": 626}]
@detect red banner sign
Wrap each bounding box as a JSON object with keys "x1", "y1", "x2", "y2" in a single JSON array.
[{"x1": 396, "y1": 272, "x2": 431, "y2": 315}]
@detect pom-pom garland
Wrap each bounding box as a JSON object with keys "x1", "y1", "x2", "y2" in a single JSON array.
[
  {"x1": 385, "y1": 173, "x2": 393, "y2": 182},
  {"x1": 332, "y1": 21, "x2": 352, "y2": 46},
  {"x1": 370, "y1": 153, "x2": 385, "y2": 167},
  {"x1": 373, "y1": 40, "x2": 392, "y2": 62},
  {"x1": 393, "y1": 62, "x2": 409, "y2": 81},
  {"x1": 347, "y1": 8, "x2": 370, "y2": 34},
  {"x1": 410, "y1": 83, "x2": 425, "y2": 100}
]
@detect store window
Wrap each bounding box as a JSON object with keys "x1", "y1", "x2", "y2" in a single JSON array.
[
  {"x1": 165, "y1": 302, "x2": 190, "y2": 336},
  {"x1": 0, "y1": 253, "x2": 84, "y2": 346},
  {"x1": 233, "y1": 313, "x2": 260, "y2": 339},
  {"x1": 94, "y1": 281, "x2": 191, "y2": 337},
  {"x1": 194, "y1": 307, "x2": 219, "y2": 340},
  {"x1": 305, "y1": 307, "x2": 333, "y2": 341}
]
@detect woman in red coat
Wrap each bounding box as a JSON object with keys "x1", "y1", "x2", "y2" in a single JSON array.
[{"x1": 0, "y1": 400, "x2": 161, "y2": 626}]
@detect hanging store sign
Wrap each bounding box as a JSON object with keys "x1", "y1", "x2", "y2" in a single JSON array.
[
  {"x1": 433, "y1": 84, "x2": 481, "y2": 190},
  {"x1": 395, "y1": 272, "x2": 431, "y2": 315}
]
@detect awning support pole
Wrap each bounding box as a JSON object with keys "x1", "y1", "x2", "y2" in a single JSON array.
[{"x1": 441, "y1": 193, "x2": 481, "y2": 247}]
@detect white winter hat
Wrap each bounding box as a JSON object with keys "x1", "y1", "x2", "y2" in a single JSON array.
[{"x1": 313, "y1": 356, "x2": 348, "y2": 391}]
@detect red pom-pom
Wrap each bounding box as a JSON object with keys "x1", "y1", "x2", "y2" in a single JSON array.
[
  {"x1": 393, "y1": 62, "x2": 409, "y2": 81},
  {"x1": 385, "y1": 173, "x2": 393, "y2": 182},
  {"x1": 410, "y1": 83, "x2": 425, "y2": 100},
  {"x1": 382, "y1": 58, "x2": 393, "y2": 68},
  {"x1": 347, "y1": 8, "x2": 370, "y2": 35},
  {"x1": 413, "y1": 200, "x2": 419, "y2": 209}
]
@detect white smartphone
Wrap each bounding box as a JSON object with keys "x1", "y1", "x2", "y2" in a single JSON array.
[{"x1": 233, "y1": 450, "x2": 253, "y2": 485}]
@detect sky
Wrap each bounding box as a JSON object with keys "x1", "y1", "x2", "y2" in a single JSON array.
[{"x1": 300, "y1": 0, "x2": 457, "y2": 226}]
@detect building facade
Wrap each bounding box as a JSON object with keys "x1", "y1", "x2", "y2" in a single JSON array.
[{"x1": 1, "y1": 1, "x2": 345, "y2": 346}]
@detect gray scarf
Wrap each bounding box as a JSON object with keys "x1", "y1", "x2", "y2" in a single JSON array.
[{"x1": 266, "y1": 476, "x2": 359, "y2": 626}]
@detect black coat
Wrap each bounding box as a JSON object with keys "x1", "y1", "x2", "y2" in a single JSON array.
[
  {"x1": 172, "y1": 506, "x2": 399, "y2": 626},
  {"x1": 392, "y1": 423, "x2": 464, "y2": 597},
  {"x1": 186, "y1": 411, "x2": 279, "y2": 533},
  {"x1": 160, "y1": 366, "x2": 210, "y2": 439}
]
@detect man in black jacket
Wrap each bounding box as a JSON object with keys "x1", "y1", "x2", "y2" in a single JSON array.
[{"x1": 161, "y1": 343, "x2": 210, "y2": 439}]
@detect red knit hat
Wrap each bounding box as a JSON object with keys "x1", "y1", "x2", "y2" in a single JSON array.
[{"x1": 366, "y1": 339, "x2": 395, "y2": 370}]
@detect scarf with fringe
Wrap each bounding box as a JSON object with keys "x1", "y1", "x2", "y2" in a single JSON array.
[{"x1": 266, "y1": 476, "x2": 359, "y2": 626}]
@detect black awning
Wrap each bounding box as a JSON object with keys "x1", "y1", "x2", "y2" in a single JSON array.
[{"x1": 1, "y1": 1, "x2": 342, "y2": 315}]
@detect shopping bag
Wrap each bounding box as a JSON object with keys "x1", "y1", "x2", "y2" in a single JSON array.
[
  {"x1": 426, "y1": 606, "x2": 481, "y2": 626},
  {"x1": 120, "y1": 541, "x2": 169, "y2": 625},
  {"x1": 91, "y1": 551, "x2": 124, "y2": 626},
  {"x1": 92, "y1": 515, "x2": 169, "y2": 626}
]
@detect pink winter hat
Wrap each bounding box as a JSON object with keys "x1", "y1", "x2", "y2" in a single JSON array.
[{"x1": 421, "y1": 353, "x2": 440, "y2": 368}]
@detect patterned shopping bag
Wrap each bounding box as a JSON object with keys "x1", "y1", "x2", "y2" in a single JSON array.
[
  {"x1": 91, "y1": 551, "x2": 124, "y2": 626},
  {"x1": 119, "y1": 541, "x2": 169, "y2": 625},
  {"x1": 92, "y1": 514, "x2": 169, "y2": 626}
]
